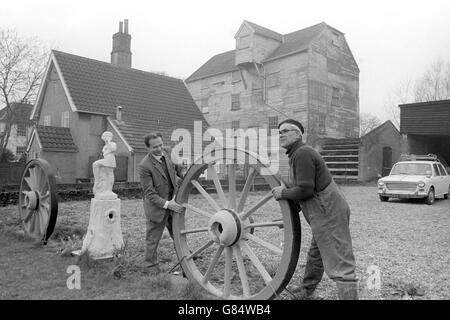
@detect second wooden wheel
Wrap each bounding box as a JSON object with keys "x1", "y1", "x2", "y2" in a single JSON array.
[{"x1": 18, "y1": 158, "x2": 58, "y2": 243}]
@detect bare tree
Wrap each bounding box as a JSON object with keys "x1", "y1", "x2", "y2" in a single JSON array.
[
  {"x1": 0, "y1": 28, "x2": 48, "y2": 160},
  {"x1": 383, "y1": 79, "x2": 413, "y2": 128},
  {"x1": 414, "y1": 58, "x2": 450, "y2": 101},
  {"x1": 359, "y1": 112, "x2": 382, "y2": 136},
  {"x1": 383, "y1": 58, "x2": 450, "y2": 128}
]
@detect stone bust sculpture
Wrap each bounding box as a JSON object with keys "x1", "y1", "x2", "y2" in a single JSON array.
[{"x1": 92, "y1": 131, "x2": 118, "y2": 200}]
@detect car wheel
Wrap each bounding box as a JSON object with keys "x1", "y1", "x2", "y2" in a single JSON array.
[
  {"x1": 425, "y1": 187, "x2": 435, "y2": 205},
  {"x1": 444, "y1": 185, "x2": 449, "y2": 200},
  {"x1": 379, "y1": 195, "x2": 389, "y2": 202}
]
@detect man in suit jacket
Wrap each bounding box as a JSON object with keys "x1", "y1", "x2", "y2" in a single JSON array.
[{"x1": 138, "y1": 132, "x2": 185, "y2": 271}]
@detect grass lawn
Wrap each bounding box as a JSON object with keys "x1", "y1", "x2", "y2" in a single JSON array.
[{"x1": 1, "y1": 185, "x2": 449, "y2": 300}]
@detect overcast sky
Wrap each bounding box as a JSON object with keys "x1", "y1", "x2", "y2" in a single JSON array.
[{"x1": 2, "y1": 0, "x2": 450, "y2": 121}]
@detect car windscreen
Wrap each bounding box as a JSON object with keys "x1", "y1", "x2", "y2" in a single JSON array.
[{"x1": 390, "y1": 163, "x2": 432, "y2": 175}]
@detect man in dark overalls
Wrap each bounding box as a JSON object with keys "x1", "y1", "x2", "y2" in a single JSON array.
[{"x1": 272, "y1": 119, "x2": 358, "y2": 300}]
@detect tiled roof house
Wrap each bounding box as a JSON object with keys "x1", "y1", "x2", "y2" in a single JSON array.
[{"x1": 28, "y1": 20, "x2": 207, "y2": 183}]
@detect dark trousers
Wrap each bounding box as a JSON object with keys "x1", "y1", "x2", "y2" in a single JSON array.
[
  {"x1": 299, "y1": 181, "x2": 357, "y2": 290},
  {"x1": 145, "y1": 211, "x2": 174, "y2": 265}
]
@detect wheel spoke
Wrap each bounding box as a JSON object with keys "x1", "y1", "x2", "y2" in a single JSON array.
[
  {"x1": 41, "y1": 191, "x2": 50, "y2": 201},
  {"x1": 244, "y1": 233, "x2": 283, "y2": 255},
  {"x1": 245, "y1": 220, "x2": 284, "y2": 229},
  {"x1": 32, "y1": 212, "x2": 40, "y2": 236},
  {"x1": 191, "y1": 180, "x2": 221, "y2": 211},
  {"x1": 228, "y1": 164, "x2": 236, "y2": 210},
  {"x1": 207, "y1": 166, "x2": 227, "y2": 208},
  {"x1": 180, "y1": 227, "x2": 209, "y2": 235},
  {"x1": 30, "y1": 167, "x2": 38, "y2": 190},
  {"x1": 37, "y1": 167, "x2": 46, "y2": 193},
  {"x1": 240, "y1": 241, "x2": 272, "y2": 284},
  {"x1": 223, "y1": 247, "x2": 233, "y2": 298},
  {"x1": 27, "y1": 214, "x2": 36, "y2": 234},
  {"x1": 233, "y1": 244, "x2": 251, "y2": 297},
  {"x1": 39, "y1": 206, "x2": 49, "y2": 224},
  {"x1": 186, "y1": 240, "x2": 214, "y2": 260},
  {"x1": 38, "y1": 208, "x2": 47, "y2": 235},
  {"x1": 240, "y1": 192, "x2": 273, "y2": 220},
  {"x1": 41, "y1": 180, "x2": 49, "y2": 195},
  {"x1": 237, "y1": 167, "x2": 257, "y2": 213},
  {"x1": 24, "y1": 177, "x2": 35, "y2": 190},
  {"x1": 22, "y1": 208, "x2": 34, "y2": 223},
  {"x1": 201, "y1": 245, "x2": 224, "y2": 284},
  {"x1": 183, "y1": 203, "x2": 213, "y2": 219}
]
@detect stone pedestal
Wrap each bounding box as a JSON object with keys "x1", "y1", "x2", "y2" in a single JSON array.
[{"x1": 81, "y1": 198, "x2": 124, "y2": 259}]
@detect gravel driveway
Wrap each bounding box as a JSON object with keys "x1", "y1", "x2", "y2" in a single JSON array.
[
  {"x1": 309, "y1": 185, "x2": 450, "y2": 300},
  {"x1": 1, "y1": 184, "x2": 449, "y2": 299}
]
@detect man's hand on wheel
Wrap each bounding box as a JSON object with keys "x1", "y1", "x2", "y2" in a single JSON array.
[
  {"x1": 272, "y1": 186, "x2": 285, "y2": 200},
  {"x1": 167, "y1": 199, "x2": 184, "y2": 213}
]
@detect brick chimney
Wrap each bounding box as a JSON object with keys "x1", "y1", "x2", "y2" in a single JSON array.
[{"x1": 111, "y1": 19, "x2": 132, "y2": 68}]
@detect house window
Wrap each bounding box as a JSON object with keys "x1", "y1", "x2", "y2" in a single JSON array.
[
  {"x1": 331, "y1": 32, "x2": 340, "y2": 47},
  {"x1": 61, "y1": 111, "x2": 70, "y2": 128},
  {"x1": 344, "y1": 121, "x2": 352, "y2": 137},
  {"x1": 43, "y1": 115, "x2": 51, "y2": 126},
  {"x1": 231, "y1": 94, "x2": 240, "y2": 110},
  {"x1": 231, "y1": 120, "x2": 240, "y2": 130},
  {"x1": 16, "y1": 123, "x2": 26, "y2": 136},
  {"x1": 16, "y1": 146, "x2": 26, "y2": 154},
  {"x1": 267, "y1": 71, "x2": 280, "y2": 88},
  {"x1": 232, "y1": 70, "x2": 241, "y2": 84},
  {"x1": 201, "y1": 97, "x2": 209, "y2": 114},
  {"x1": 318, "y1": 114, "x2": 326, "y2": 134},
  {"x1": 268, "y1": 116, "x2": 278, "y2": 133},
  {"x1": 238, "y1": 35, "x2": 251, "y2": 49},
  {"x1": 331, "y1": 87, "x2": 340, "y2": 107}
]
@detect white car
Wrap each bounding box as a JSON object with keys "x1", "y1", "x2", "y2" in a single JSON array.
[{"x1": 377, "y1": 154, "x2": 450, "y2": 205}]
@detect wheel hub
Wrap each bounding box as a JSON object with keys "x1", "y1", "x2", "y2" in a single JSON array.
[
  {"x1": 24, "y1": 191, "x2": 39, "y2": 210},
  {"x1": 208, "y1": 209, "x2": 242, "y2": 247}
]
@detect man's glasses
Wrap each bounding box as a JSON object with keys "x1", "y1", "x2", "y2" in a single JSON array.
[{"x1": 279, "y1": 129, "x2": 299, "y2": 135}]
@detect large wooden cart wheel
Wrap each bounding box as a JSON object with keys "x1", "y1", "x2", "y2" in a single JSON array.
[
  {"x1": 18, "y1": 159, "x2": 58, "y2": 243},
  {"x1": 173, "y1": 148, "x2": 301, "y2": 300}
]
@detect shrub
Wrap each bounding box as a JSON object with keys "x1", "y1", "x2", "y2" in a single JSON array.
[{"x1": 0, "y1": 148, "x2": 17, "y2": 162}]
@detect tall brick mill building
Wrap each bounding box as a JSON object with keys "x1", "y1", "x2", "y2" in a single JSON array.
[{"x1": 185, "y1": 20, "x2": 360, "y2": 179}]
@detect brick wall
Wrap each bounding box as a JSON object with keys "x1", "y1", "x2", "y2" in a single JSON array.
[{"x1": 359, "y1": 123, "x2": 402, "y2": 181}]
